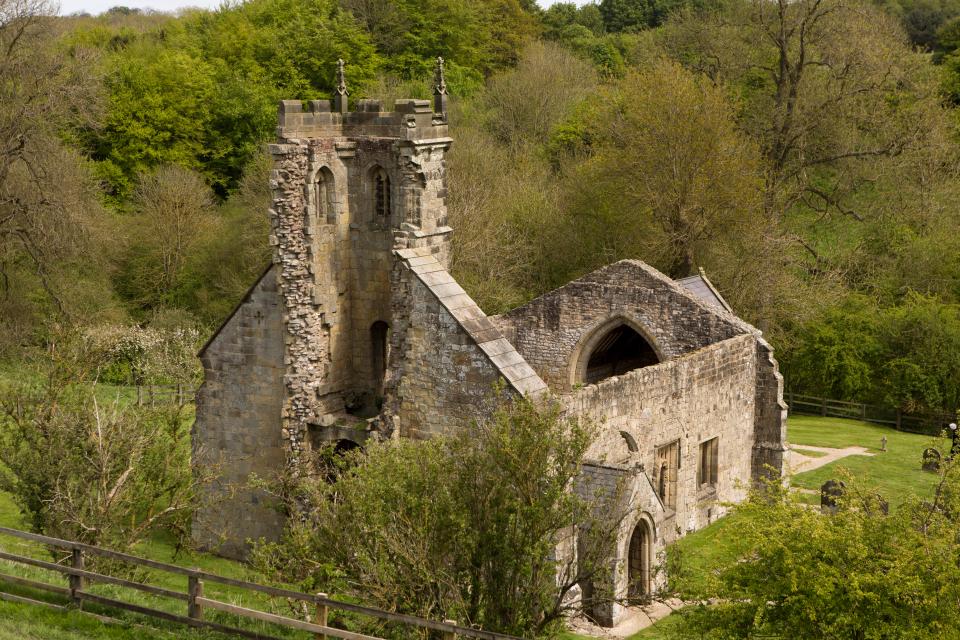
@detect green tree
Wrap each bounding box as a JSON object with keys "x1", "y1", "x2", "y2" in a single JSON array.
[
  {"x1": 115, "y1": 165, "x2": 217, "y2": 314},
  {"x1": 600, "y1": 0, "x2": 697, "y2": 31},
  {"x1": 673, "y1": 469, "x2": 960, "y2": 639},
  {"x1": 252, "y1": 396, "x2": 624, "y2": 637},
  {"x1": 0, "y1": 0, "x2": 120, "y2": 351},
  {"x1": 0, "y1": 335, "x2": 201, "y2": 552},
  {"x1": 340, "y1": 0, "x2": 537, "y2": 79}
]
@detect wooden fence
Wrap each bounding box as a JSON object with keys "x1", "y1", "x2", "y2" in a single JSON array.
[
  {"x1": 785, "y1": 392, "x2": 955, "y2": 436},
  {"x1": 0, "y1": 526, "x2": 517, "y2": 640},
  {"x1": 134, "y1": 383, "x2": 196, "y2": 407}
]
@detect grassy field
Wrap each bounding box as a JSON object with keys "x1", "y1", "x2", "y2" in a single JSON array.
[{"x1": 788, "y1": 414, "x2": 940, "y2": 506}]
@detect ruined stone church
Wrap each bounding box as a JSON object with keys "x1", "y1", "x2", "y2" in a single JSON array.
[{"x1": 193, "y1": 61, "x2": 787, "y2": 627}]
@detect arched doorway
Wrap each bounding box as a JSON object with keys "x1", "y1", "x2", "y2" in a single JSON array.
[
  {"x1": 627, "y1": 520, "x2": 652, "y2": 602},
  {"x1": 575, "y1": 321, "x2": 660, "y2": 386}
]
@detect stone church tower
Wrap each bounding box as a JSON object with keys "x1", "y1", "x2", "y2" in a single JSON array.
[{"x1": 267, "y1": 60, "x2": 454, "y2": 467}]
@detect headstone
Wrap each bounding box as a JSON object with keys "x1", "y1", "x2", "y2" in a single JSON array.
[
  {"x1": 821, "y1": 479, "x2": 846, "y2": 514},
  {"x1": 922, "y1": 448, "x2": 941, "y2": 473}
]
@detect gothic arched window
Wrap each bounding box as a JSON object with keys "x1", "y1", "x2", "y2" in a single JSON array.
[
  {"x1": 313, "y1": 167, "x2": 335, "y2": 224},
  {"x1": 576, "y1": 322, "x2": 660, "y2": 386},
  {"x1": 373, "y1": 167, "x2": 391, "y2": 219}
]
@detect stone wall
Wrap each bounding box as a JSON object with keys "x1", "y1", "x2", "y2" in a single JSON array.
[
  {"x1": 193, "y1": 266, "x2": 286, "y2": 559},
  {"x1": 493, "y1": 260, "x2": 748, "y2": 392},
  {"x1": 387, "y1": 264, "x2": 506, "y2": 438},
  {"x1": 266, "y1": 102, "x2": 454, "y2": 455},
  {"x1": 567, "y1": 334, "x2": 757, "y2": 625},
  {"x1": 576, "y1": 462, "x2": 667, "y2": 626},
  {"x1": 565, "y1": 333, "x2": 757, "y2": 535},
  {"x1": 751, "y1": 338, "x2": 789, "y2": 481}
]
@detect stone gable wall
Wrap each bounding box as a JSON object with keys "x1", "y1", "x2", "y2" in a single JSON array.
[
  {"x1": 387, "y1": 265, "x2": 506, "y2": 439},
  {"x1": 493, "y1": 260, "x2": 748, "y2": 392},
  {"x1": 192, "y1": 267, "x2": 286, "y2": 559}
]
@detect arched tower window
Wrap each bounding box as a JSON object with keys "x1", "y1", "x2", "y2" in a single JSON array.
[
  {"x1": 372, "y1": 167, "x2": 391, "y2": 219},
  {"x1": 314, "y1": 166, "x2": 335, "y2": 223},
  {"x1": 577, "y1": 323, "x2": 660, "y2": 385}
]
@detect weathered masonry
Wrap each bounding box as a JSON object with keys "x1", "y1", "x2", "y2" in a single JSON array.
[{"x1": 193, "y1": 59, "x2": 788, "y2": 627}]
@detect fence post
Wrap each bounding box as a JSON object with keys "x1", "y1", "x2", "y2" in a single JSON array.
[
  {"x1": 862, "y1": 403, "x2": 867, "y2": 420},
  {"x1": 176, "y1": 383, "x2": 184, "y2": 406},
  {"x1": 314, "y1": 592, "x2": 328, "y2": 640},
  {"x1": 821, "y1": 396, "x2": 828, "y2": 417},
  {"x1": 69, "y1": 547, "x2": 84, "y2": 608},
  {"x1": 188, "y1": 570, "x2": 204, "y2": 621},
  {"x1": 442, "y1": 619, "x2": 457, "y2": 640},
  {"x1": 136, "y1": 385, "x2": 143, "y2": 407}
]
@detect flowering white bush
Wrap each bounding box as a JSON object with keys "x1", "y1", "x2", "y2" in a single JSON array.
[{"x1": 82, "y1": 324, "x2": 202, "y2": 385}]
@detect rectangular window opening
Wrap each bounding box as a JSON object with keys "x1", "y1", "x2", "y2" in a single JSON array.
[
  {"x1": 698, "y1": 437, "x2": 719, "y2": 489},
  {"x1": 654, "y1": 441, "x2": 679, "y2": 510}
]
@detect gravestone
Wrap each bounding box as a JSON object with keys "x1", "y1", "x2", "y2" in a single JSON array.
[
  {"x1": 922, "y1": 448, "x2": 941, "y2": 473},
  {"x1": 821, "y1": 479, "x2": 846, "y2": 514}
]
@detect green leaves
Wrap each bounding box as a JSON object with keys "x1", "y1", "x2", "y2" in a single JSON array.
[
  {"x1": 675, "y1": 470, "x2": 960, "y2": 639},
  {"x1": 251, "y1": 396, "x2": 613, "y2": 637}
]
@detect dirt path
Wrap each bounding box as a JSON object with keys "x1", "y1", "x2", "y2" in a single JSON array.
[
  {"x1": 788, "y1": 444, "x2": 874, "y2": 474},
  {"x1": 568, "y1": 598, "x2": 691, "y2": 638}
]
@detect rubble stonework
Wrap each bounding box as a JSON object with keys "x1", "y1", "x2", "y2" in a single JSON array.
[{"x1": 193, "y1": 62, "x2": 788, "y2": 626}]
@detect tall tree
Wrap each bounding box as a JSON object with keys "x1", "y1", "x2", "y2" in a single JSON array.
[
  {"x1": 662, "y1": 0, "x2": 942, "y2": 229},
  {"x1": 0, "y1": 0, "x2": 113, "y2": 347}
]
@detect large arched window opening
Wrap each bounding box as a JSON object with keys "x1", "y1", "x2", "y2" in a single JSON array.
[{"x1": 578, "y1": 323, "x2": 660, "y2": 385}]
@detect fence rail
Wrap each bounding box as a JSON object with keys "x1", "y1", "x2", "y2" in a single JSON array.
[
  {"x1": 133, "y1": 383, "x2": 196, "y2": 407},
  {"x1": 0, "y1": 525, "x2": 515, "y2": 640},
  {"x1": 785, "y1": 392, "x2": 955, "y2": 436}
]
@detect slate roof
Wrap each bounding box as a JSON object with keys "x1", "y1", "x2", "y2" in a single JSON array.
[{"x1": 674, "y1": 269, "x2": 733, "y2": 313}]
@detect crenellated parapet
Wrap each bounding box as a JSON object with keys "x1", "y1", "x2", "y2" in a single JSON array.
[{"x1": 277, "y1": 98, "x2": 450, "y2": 142}]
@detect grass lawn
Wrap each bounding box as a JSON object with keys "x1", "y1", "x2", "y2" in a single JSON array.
[{"x1": 788, "y1": 414, "x2": 941, "y2": 507}]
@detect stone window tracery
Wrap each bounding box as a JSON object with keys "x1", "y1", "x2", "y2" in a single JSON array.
[
  {"x1": 309, "y1": 166, "x2": 336, "y2": 227},
  {"x1": 654, "y1": 441, "x2": 679, "y2": 510}
]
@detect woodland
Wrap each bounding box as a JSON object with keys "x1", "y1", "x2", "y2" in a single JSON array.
[{"x1": 2, "y1": 0, "x2": 960, "y2": 417}]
